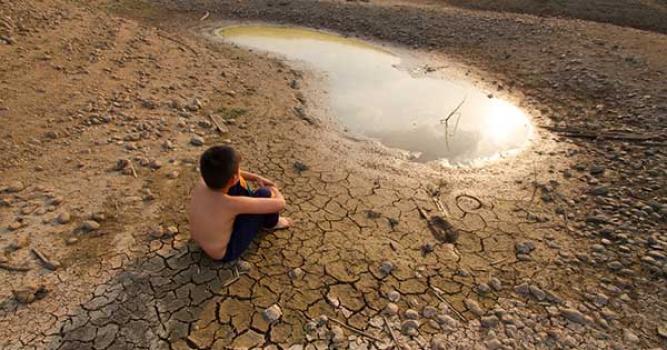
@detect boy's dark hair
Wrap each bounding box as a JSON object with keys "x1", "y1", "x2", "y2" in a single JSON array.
[{"x1": 199, "y1": 145, "x2": 240, "y2": 189}]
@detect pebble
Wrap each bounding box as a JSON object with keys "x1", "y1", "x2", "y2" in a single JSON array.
[
  {"x1": 485, "y1": 337, "x2": 502, "y2": 350},
  {"x1": 489, "y1": 278, "x2": 502, "y2": 291},
  {"x1": 262, "y1": 304, "x2": 282, "y2": 323},
  {"x1": 529, "y1": 285, "x2": 546, "y2": 301},
  {"x1": 237, "y1": 260, "x2": 252, "y2": 272},
  {"x1": 387, "y1": 290, "x2": 400, "y2": 302},
  {"x1": 190, "y1": 136, "x2": 205, "y2": 146},
  {"x1": 65, "y1": 237, "x2": 79, "y2": 245},
  {"x1": 57, "y1": 212, "x2": 71, "y2": 224},
  {"x1": 5, "y1": 181, "x2": 25, "y2": 193},
  {"x1": 82, "y1": 220, "x2": 100, "y2": 231},
  {"x1": 515, "y1": 241, "x2": 536, "y2": 254},
  {"x1": 13, "y1": 284, "x2": 48, "y2": 304},
  {"x1": 288, "y1": 267, "x2": 305, "y2": 280},
  {"x1": 464, "y1": 298, "x2": 484, "y2": 317},
  {"x1": 379, "y1": 260, "x2": 395, "y2": 275},
  {"x1": 148, "y1": 160, "x2": 163, "y2": 169},
  {"x1": 400, "y1": 320, "x2": 419, "y2": 335},
  {"x1": 383, "y1": 303, "x2": 399, "y2": 316},
  {"x1": 476, "y1": 282, "x2": 491, "y2": 294},
  {"x1": 422, "y1": 306, "x2": 437, "y2": 319},
  {"x1": 329, "y1": 325, "x2": 346, "y2": 344},
  {"x1": 167, "y1": 171, "x2": 180, "y2": 179},
  {"x1": 481, "y1": 315, "x2": 500, "y2": 328},
  {"x1": 404, "y1": 309, "x2": 419, "y2": 320},
  {"x1": 560, "y1": 308, "x2": 588, "y2": 324},
  {"x1": 623, "y1": 329, "x2": 639, "y2": 343},
  {"x1": 657, "y1": 324, "x2": 667, "y2": 339}
]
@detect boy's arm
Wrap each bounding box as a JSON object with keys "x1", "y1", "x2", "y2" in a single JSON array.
[
  {"x1": 231, "y1": 196, "x2": 285, "y2": 215},
  {"x1": 240, "y1": 170, "x2": 275, "y2": 187}
]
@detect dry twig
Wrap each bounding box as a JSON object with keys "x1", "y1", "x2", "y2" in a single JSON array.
[
  {"x1": 383, "y1": 316, "x2": 400, "y2": 348},
  {"x1": 328, "y1": 317, "x2": 383, "y2": 342},
  {"x1": 429, "y1": 286, "x2": 466, "y2": 322}
]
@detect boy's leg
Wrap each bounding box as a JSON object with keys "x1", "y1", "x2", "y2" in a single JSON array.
[{"x1": 221, "y1": 187, "x2": 280, "y2": 262}]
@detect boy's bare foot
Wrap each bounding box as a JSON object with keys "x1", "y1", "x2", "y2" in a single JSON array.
[{"x1": 271, "y1": 217, "x2": 291, "y2": 230}]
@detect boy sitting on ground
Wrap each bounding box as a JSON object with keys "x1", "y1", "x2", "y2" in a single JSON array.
[{"x1": 189, "y1": 145, "x2": 290, "y2": 261}]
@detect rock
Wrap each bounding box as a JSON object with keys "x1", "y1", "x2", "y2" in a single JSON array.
[
  {"x1": 148, "y1": 160, "x2": 163, "y2": 169},
  {"x1": 529, "y1": 285, "x2": 546, "y2": 301},
  {"x1": 82, "y1": 220, "x2": 100, "y2": 231},
  {"x1": 114, "y1": 159, "x2": 130, "y2": 171},
  {"x1": 329, "y1": 325, "x2": 346, "y2": 344},
  {"x1": 187, "y1": 98, "x2": 202, "y2": 111},
  {"x1": 608, "y1": 261, "x2": 623, "y2": 270},
  {"x1": 262, "y1": 304, "x2": 282, "y2": 323},
  {"x1": 65, "y1": 237, "x2": 79, "y2": 245},
  {"x1": 422, "y1": 306, "x2": 437, "y2": 319},
  {"x1": 167, "y1": 171, "x2": 180, "y2": 179},
  {"x1": 489, "y1": 278, "x2": 502, "y2": 290},
  {"x1": 6, "y1": 181, "x2": 25, "y2": 193},
  {"x1": 658, "y1": 324, "x2": 667, "y2": 339},
  {"x1": 590, "y1": 186, "x2": 609, "y2": 196},
  {"x1": 436, "y1": 314, "x2": 458, "y2": 328},
  {"x1": 8, "y1": 221, "x2": 22, "y2": 231},
  {"x1": 464, "y1": 298, "x2": 484, "y2": 316},
  {"x1": 560, "y1": 308, "x2": 588, "y2": 324},
  {"x1": 481, "y1": 316, "x2": 500, "y2": 328},
  {"x1": 400, "y1": 320, "x2": 419, "y2": 335},
  {"x1": 288, "y1": 267, "x2": 305, "y2": 280},
  {"x1": 476, "y1": 282, "x2": 491, "y2": 294},
  {"x1": 57, "y1": 212, "x2": 71, "y2": 224},
  {"x1": 515, "y1": 241, "x2": 536, "y2": 254},
  {"x1": 590, "y1": 165, "x2": 605, "y2": 175},
  {"x1": 485, "y1": 337, "x2": 502, "y2": 350},
  {"x1": 190, "y1": 136, "x2": 205, "y2": 146},
  {"x1": 236, "y1": 260, "x2": 252, "y2": 272},
  {"x1": 379, "y1": 261, "x2": 395, "y2": 275},
  {"x1": 13, "y1": 285, "x2": 48, "y2": 304},
  {"x1": 404, "y1": 309, "x2": 419, "y2": 320},
  {"x1": 387, "y1": 290, "x2": 400, "y2": 302},
  {"x1": 623, "y1": 329, "x2": 639, "y2": 343},
  {"x1": 383, "y1": 303, "x2": 399, "y2": 316}
]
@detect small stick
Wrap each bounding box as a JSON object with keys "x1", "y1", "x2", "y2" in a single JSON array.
[
  {"x1": 490, "y1": 257, "x2": 508, "y2": 266},
  {"x1": 31, "y1": 248, "x2": 60, "y2": 270},
  {"x1": 128, "y1": 160, "x2": 137, "y2": 178},
  {"x1": 383, "y1": 316, "x2": 400, "y2": 349},
  {"x1": 0, "y1": 262, "x2": 31, "y2": 272},
  {"x1": 209, "y1": 114, "x2": 226, "y2": 134},
  {"x1": 156, "y1": 31, "x2": 198, "y2": 55},
  {"x1": 222, "y1": 271, "x2": 246, "y2": 288},
  {"x1": 328, "y1": 317, "x2": 383, "y2": 342},
  {"x1": 199, "y1": 11, "x2": 210, "y2": 21},
  {"x1": 429, "y1": 286, "x2": 466, "y2": 322}
]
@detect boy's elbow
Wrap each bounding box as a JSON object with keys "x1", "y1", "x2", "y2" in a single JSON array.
[{"x1": 277, "y1": 198, "x2": 286, "y2": 211}]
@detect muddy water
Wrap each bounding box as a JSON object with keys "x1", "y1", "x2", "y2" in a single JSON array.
[{"x1": 218, "y1": 25, "x2": 533, "y2": 165}]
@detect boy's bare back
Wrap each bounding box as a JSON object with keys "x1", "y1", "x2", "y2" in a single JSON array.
[{"x1": 189, "y1": 180, "x2": 237, "y2": 260}]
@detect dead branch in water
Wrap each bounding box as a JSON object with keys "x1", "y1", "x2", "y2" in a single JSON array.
[{"x1": 441, "y1": 96, "x2": 467, "y2": 150}]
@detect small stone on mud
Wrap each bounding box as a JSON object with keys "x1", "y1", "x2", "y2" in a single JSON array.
[
  {"x1": 13, "y1": 284, "x2": 48, "y2": 304},
  {"x1": 167, "y1": 171, "x2": 180, "y2": 179},
  {"x1": 6, "y1": 181, "x2": 25, "y2": 193},
  {"x1": 56, "y1": 212, "x2": 71, "y2": 224},
  {"x1": 65, "y1": 237, "x2": 78, "y2": 245},
  {"x1": 560, "y1": 308, "x2": 588, "y2": 324},
  {"x1": 190, "y1": 136, "x2": 205, "y2": 146},
  {"x1": 82, "y1": 220, "x2": 100, "y2": 231},
  {"x1": 657, "y1": 324, "x2": 667, "y2": 339},
  {"x1": 114, "y1": 159, "x2": 130, "y2": 171},
  {"x1": 422, "y1": 306, "x2": 437, "y2": 319},
  {"x1": 148, "y1": 159, "x2": 163, "y2": 169},
  {"x1": 464, "y1": 298, "x2": 484, "y2": 317},
  {"x1": 383, "y1": 303, "x2": 399, "y2": 316},
  {"x1": 400, "y1": 320, "x2": 419, "y2": 335},
  {"x1": 288, "y1": 267, "x2": 305, "y2": 280},
  {"x1": 515, "y1": 241, "x2": 536, "y2": 254},
  {"x1": 489, "y1": 278, "x2": 502, "y2": 290},
  {"x1": 329, "y1": 325, "x2": 346, "y2": 344},
  {"x1": 404, "y1": 309, "x2": 419, "y2": 320},
  {"x1": 262, "y1": 304, "x2": 282, "y2": 323},
  {"x1": 379, "y1": 260, "x2": 395, "y2": 275},
  {"x1": 237, "y1": 260, "x2": 252, "y2": 272},
  {"x1": 421, "y1": 243, "x2": 434, "y2": 255},
  {"x1": 387, "y1": 290, "x2": 400, "y2": 302}
]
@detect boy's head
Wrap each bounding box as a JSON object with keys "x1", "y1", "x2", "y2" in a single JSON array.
[{"x1": 199, "y1": 145, "x2": 240, "y2": 190}]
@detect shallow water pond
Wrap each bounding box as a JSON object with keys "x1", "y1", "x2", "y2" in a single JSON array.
[{"x1": 218, "y1": 25, "x2": 533, "y2": 165}]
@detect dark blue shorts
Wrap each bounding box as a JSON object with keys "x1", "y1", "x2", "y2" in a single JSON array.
[{"x1": 221, "y1": 182, "x2": 279, "y2": 262}]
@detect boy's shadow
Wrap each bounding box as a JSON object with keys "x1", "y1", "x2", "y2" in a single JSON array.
[{"x1": 51, "y1": 236, "x2": 266, "y2": 350}]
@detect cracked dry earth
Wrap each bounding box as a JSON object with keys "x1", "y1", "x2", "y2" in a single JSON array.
[{"x1": 1, "y1": 0, "x2": 666, "y2": 349}]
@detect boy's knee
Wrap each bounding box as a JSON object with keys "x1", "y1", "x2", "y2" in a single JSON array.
[{"x1": 253, "y1": 187, "x2": 272, "y2": 198}]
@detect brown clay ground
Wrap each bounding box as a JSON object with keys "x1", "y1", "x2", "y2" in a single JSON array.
[{"x1": 0, "y1": 0, "x2": 665, "y2": 349}]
